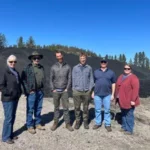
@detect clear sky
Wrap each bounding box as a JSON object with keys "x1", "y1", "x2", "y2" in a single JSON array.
[{"x1": 0, "y1": 0, "x2": 150, "y2": 60}]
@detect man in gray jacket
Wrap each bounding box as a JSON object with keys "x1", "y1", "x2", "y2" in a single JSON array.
[
  {"x1": 72, "y1": 52, "x2": 94, "y2": 129},
  {"x1": 50, "y1": 51, "x2": 73, "y2": 131}
]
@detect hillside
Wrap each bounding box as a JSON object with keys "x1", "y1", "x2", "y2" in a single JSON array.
[{"x1": 0, "y1": 48, "x2": 150, "y2": 97}]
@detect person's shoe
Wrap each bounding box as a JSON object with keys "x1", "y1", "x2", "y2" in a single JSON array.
[
  {"x1": 66, "y1": 124, "x2": 74, "y2": 132},
  {"x1": 28, "y1": 127, "x2": 36, "y2": 134},
  {"x1": 84, "y1": 121, "x2": 89, "y2": 129},
  {"x1": 36, "y1": 124, "x2": 45, "y2": 130},
  {"x1": 74, "y1": 121, "x2": 80, "y2": 130},
  {"x1": 12, "y1": 136, "x2": 18, "y2": 140},
  {"x1": 105, "y1": 126, "x2": 112, "y2": 132},
  {"x1": 93, "y1": 124, "x2": 101, "y2": 130},
  {"x1": 51, "y1": 121, "x2": 58, "y2": 131},
  {"x1": 119, "y1": 128, "x2": 126, "y2": 132},
  {"x1": 124, "y1": 131, "x2": 133, "y2": 135},
  {"x1": 6, "y1": 139, "x2": 14, "y2": 144}
]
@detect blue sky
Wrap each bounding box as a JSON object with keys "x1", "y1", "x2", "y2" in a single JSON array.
[{"x1": 0, "y1": 0, "x2": 150, "y2": 60}]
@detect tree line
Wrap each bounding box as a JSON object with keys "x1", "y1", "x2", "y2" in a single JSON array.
[{"x1": 0, "y1": 33, "x2": 150, "y2": 69}]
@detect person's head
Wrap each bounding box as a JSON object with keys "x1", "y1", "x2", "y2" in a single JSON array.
[
  {"x1": 28, "y1": 51, "x2": 43, "y2": 65},
  {"x1": 100, "y1": 59, "x2": 108, "y2": 69},
  {"x1": 124, "y1": 64, "x2": 132, "y2": 75},
  {"x1": 79, "y1": 52, "x2": 87, "y2": 65},
  {"x1": 7, "y1": 55, "x2": 17, "y2": 68},
  {"x1": 55, "y1": 50, "x2": 63, "y2": 63}
]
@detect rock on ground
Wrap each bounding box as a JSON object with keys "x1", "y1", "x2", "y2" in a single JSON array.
[{"x1": 0, "y1": 94, "x2": 150, "y2": 150}]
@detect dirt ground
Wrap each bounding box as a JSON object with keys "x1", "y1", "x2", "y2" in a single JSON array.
[{"x1": 0, "y1": 94, "x2": 150, "y2": 150}]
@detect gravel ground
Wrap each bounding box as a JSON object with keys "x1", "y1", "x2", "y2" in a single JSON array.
[{"x1": 0, "y1": 94, "x2": 150, "y2": 150}]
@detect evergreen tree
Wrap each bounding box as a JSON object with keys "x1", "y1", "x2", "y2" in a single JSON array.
[
  {"x1": 134, "y1": 53, "x2": 138, "y2": 66},
  {"x1": 129, "y1": 58, "x2": 133, "y2": 65},
  {"x1": 122, "y1": 54, "x2": 126, "y2": 63},
  {"x1": 26, "y1": 36, "x2": 35, "y2": 48},
  {"x1": 114, "y1": 55, "x2": 117, "y2": 60},
  {"x1": 0, "y1": 33, "x2": 7, "y2": 49},
  {"x1": 17, "y1": 36, "x2": 24, "y2": 48},
  {"x1": 145, "y1": 57, "x2": 150, "y2": 69}
]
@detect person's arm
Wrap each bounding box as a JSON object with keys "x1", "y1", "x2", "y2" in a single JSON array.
[
  {"x1": 72, "y1": 67, "x2": 76, "y2": 90},
  {"x1": 66, "y1": 66, "x2": 71, "y2": 91},
  {"x1": 50, "y1": 66, "x2": 55, "y2": 92},
  {"x1": 131, "y1": 76, "x2": 139, "y2": 105},
  {"x1": 21, "y1": 67, "x2": 29, "y2": 95},
  {"x1": 111, "y1": 72, "x2": 116, "y2": 101},
  {"x1": 89, "y1": 67, "x2": 94, "y2": 91},
  {"x1": 0, "y1": 72, "x2": 12, "y2": 95}
]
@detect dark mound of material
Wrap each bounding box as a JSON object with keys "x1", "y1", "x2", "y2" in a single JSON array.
[{"x1": 0, "y1": 48, "x2": 150, "y2": 97}]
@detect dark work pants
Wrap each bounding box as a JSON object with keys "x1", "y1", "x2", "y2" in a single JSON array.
[
  {"x1": 73, "y1": 90, "x2": 90, "y2": 122},
  {"x1": 53, "y1": 91, "x2": 70, "y2": 124}
]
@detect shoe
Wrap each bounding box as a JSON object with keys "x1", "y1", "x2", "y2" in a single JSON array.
[
  {"x1": 84, "y1": 121, "x2": 89, "y2": 129},
  {"x1": 36, "y1": 124, "x2": 45, "y2": 130},
  {"x1": 6, "y1": 139, "x2": 14, "y2": 144},
  {"x1": 124, "y1": 131, "x2": 133, "y2": 135},
  {"x1": 51, "y1": 121, "x2": 58, "y2": 131},
  {"x1": 74, "y1": 121, "x2": 80, "y2": 130},
  {"x1": 12, "y1": 136, "x2": 18, "y2": 140},
  {"x1": 28, "y1": 127, "x2": 36, "y2": 134},
  {"x1": 119, "y1": 128, "x2": 126, "y2": 132},
  {"x1": 105, "y1": 126, "x2": 112, "y2": 132},
  {"x1": 66, "y1": 124, "x2": 74, "y2": 132},
  {"x1": 93, "y1": 124, "x2": 101, "y2": 130}
]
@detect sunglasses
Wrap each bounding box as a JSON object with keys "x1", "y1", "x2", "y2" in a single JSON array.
[
  {"x1": 33, "y1": 57, "x2": 41, "y2": 60},
  {"x1": 101, "y1": 61, "x2": 107, "y2": 64},
  {"x1": 9, "y1": 61, "x2": 17, "y2": 64},
  {"x1": 124, "y1": 68, "x2": 131, "y2": 70}
]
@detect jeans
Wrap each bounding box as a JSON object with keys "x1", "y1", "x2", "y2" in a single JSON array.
[
  {"x1": 94, "y1": 95, "x2": 111, "y2": 126},
  {"x1": 26, "y1": 90, "x2": 44, "y2": 128},
  {"x1": 2, "y1": 100, "x2": 18, "y2": 142},
  {"x1": 53, "y1": 91, "x2": 70, "y2": 124},
  {"x1": 121, "y1": 107, "x2": 135, "y2": 133}
]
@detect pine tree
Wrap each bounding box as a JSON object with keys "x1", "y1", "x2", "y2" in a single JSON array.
[
  {"x1": 26, "y1": 36, "x2": 35, "y2": 48},
  {"x1": 129, "y1": 58, "x2": 133, "y2": 65},
  {"x1": 145, "y1": 57, "x2": 150, "y2": 69},
  {"x1": 17, "y1": 36, "x2": 24, "y2": 48},
  {"x1": 134, "y1": 53, "x2": 138, "y2": 66},
  {"x1": 122, "y1": 54, "x2": 126, "y2": 63},
  {"x1": 0, "y1": 33, "x2": 7, "y2": 49},
  {"x1": 114, "y1": 55, "x2": 117, "y2": 60}
]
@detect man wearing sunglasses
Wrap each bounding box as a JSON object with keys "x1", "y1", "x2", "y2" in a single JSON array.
[
  {"x1": 22, "y1": 51, "x2": 45, "y2": 134},
  {"x1": 92, "y1": 58, "x2": 116, "y2": 132}
]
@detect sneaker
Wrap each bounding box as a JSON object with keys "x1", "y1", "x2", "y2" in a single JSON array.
[
  {"x1": 5, "y1": 139, "x2": 14, "y2": 144},
  {"x1": 105, "y1": 126, "x2": 112, "y2": 132},
  {"x1": 93, "y1": 124, "x2": 101, "y2": 130},
  {"x1": 66, "y1": 124, "x2": 74, "y2": 132},
  {"x1": 12, "y1": 136, "x2": 18, "y2": 140},
  {"x1": 51, "y1": 121, "x2": 58, "y2": 131},
  {"x1": 28, "y1": 127, "x2": 36, "y2": 134},
  {"x1": 74, "y1": 121, "x2": 80, "y2": 130},
  {"x1": 36, "y1": 124, "x2": 45, "y2": 130}
]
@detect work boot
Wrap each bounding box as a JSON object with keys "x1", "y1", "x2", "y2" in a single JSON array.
[
  {"x1": 84, "y1": 121, "x2": 89, "y2": 129},
  {"x1": 36, "y1": 124, "x2": 45, "y2": 130},
  {"x1": 66, "y1": 123, "x2": 74, "y2": 132},
  {"x1": 28, "y1": 127, "x2": 36, "y2": 134},
  {"x1": 51, "y1": 121, "x2": 58, "y2": 131},
  {"x1": 93, "y1": 124, "x2": 101, "y2": 130},
  {"x1": 74, "y1": 121, "x2": 80, "y2": 130},
  {"x1": 105, "y1": 126, "x2": 112, "y2": 132}
]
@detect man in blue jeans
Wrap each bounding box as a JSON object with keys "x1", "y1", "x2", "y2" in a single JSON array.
[
  {"x1": 92, "y1": 58, "x2": 116, "y2": 132},
  {"x1": 22, "y1": 51, "x2": 45, "y2": 134}
]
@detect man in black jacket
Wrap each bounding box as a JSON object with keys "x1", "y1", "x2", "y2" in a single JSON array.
[
  {"x1": 50, "y1": 51, "x2": 73, "y2": 131},
  {"x1": 22, "y1": 51, "x2": 45, "y2": 134}
]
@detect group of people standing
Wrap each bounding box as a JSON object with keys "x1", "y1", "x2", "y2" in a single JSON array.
[{"x1": 0, "y1": 51, "x2": 140, "y2": 144}]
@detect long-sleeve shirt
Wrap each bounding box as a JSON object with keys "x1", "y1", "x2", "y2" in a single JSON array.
[{"x1": 72, "y1": 64, "x2": 94, "y2": 91}]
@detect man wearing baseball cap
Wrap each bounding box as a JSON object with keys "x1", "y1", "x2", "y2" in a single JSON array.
[
  {"x1": 22, "y1": 51, "x2": 45, "y2": 134},
  {"x1": 92, "y1": 58, "x2": 116, "y2": 132}
]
